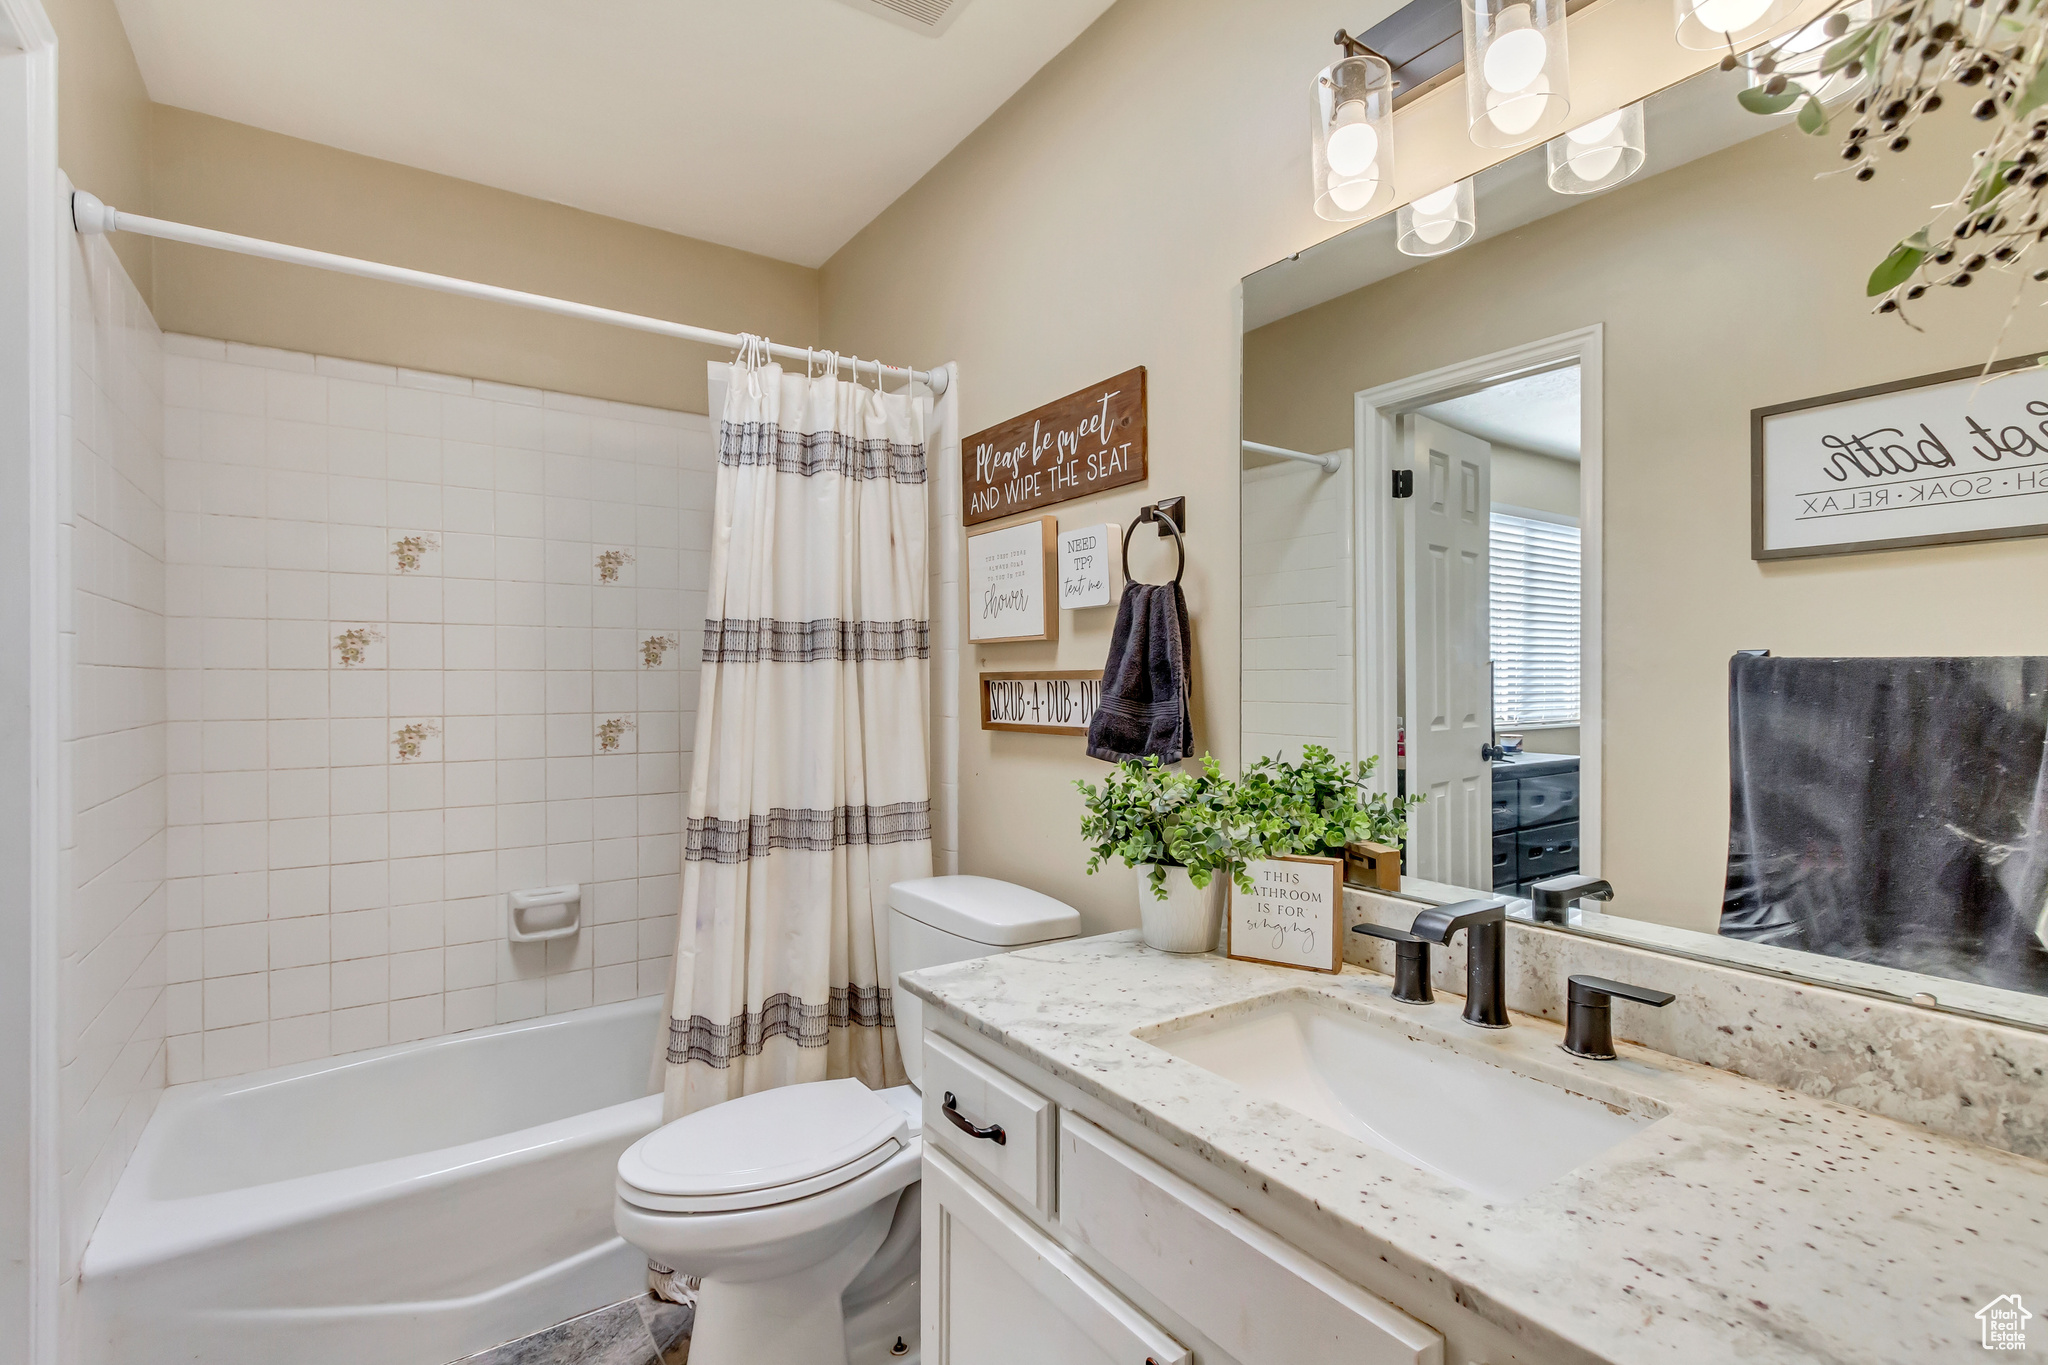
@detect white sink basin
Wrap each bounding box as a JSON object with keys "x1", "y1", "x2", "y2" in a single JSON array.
[{"x1": 1142, "y1": 993, "x2": 1665, "y2": 1203}]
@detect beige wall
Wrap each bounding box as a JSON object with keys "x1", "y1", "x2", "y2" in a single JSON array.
[
  {"x1": 1492, "y1": 444, "x2": 1579, "y2": 519},
  {"x1": 817, "y1": 0, "x2": 1725, "y2": 935},
  {"x1": 149, "y1": 108, "x2": 819, "y2": 414},
  {"x1": 46, "y1": 0, "x2": 822, "y2": 414},
  {"x1": 45, "y1": 0, "x2": 153, "y2": 293},
  {"x1": 1245, "y1": 101, "x2": 2048, "y2": 931}
]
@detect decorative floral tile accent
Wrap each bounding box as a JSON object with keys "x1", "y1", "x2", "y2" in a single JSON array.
[
  {"x1": 597, "y1": 717, "x2": 637, "y2": 752},
  {"x1": 596, "y1": 549, "x2": 634, "y2": 584},
  {"x1": 392, "y1": 534, "x2": 439, "y2": 573},
  {"x1": 335, "y1": 626, "x2": 385, "y2": 668},
  {"x1": 393, "y1": 720, "x2": 441, "y2": 762},
  {"x1": 641, "y1": 634, "x2": 679, "y2": 668}
]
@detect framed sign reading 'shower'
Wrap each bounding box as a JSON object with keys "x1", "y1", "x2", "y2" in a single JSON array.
[
  {"x1": 966, "y1": 516, "x2": 1057, "y2": 643},
  {"x1": 1753, "y1": 355, "x2": 2048, "y2": 560}
]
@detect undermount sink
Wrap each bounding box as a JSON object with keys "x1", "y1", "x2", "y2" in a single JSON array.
[{"x1": 1141, "y1": 992, "x2": 1667, "y2": 1203}]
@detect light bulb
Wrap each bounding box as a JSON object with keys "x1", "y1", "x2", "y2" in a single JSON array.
[
  {"x1": 1569, "y1": 142, "x2": 1623, "y2": 180},
  {"x1": 1485, "y1": 74, "x2": 1550, "y2": 136},
  {"x1": 1483, "y1": 5, "x2": 1548, "y2": 93},
  {"x1": 1413, "y1": 185, "x2": 1460, "y2": 214},
  {"x1": 1416, "y1": 216, "x2": 1457, "y2": 244},
  {"x1": 1326, "y1": 102, "x2": 1381, "y2": 177},
  {"x1": 1567, "y1": 111, "x2": 1622, "y2": 145},
  {"x1": 1329, "y1": 174, "x2": 1381, "y2": 211},
  {"x1": 1689, "y1": 0, "x2": 1773, "y2": 35}
]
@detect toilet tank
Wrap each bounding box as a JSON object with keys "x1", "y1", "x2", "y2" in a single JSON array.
[{"x1": 887, "y1": 876, "x2": 1080, "y2": 1089}]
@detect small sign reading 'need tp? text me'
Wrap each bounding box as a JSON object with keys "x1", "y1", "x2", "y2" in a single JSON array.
[{"x1": 1058, "y1": 523, "x2": 1116, "y2": 609}]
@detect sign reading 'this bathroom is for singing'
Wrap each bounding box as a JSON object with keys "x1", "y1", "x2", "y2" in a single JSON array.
[{"x1": 963, "y1": 368, "x2": 1147, "y2": 524}]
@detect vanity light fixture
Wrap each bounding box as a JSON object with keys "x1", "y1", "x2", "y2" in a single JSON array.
[
  {"x1": 1313, "y1": 31, "x2": 1398, "y2": 221},
  {"x1": 1545, "y1": 102, "x2": 1646, "y2": 194},
  {"x1": 1462, "y1": 0, "x2": 1570, "y2": 148},
  {"x1": 1397, "y1": 178, "x2": 1477, "y2": 256},
  {"x1": 1673, "y1": 0, "x2": 1794, "y2": 52}
]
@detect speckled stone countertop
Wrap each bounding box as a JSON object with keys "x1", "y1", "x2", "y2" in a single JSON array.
[{"x1": 902, "y1": 933, "x2": 2048, "y2": 1365}]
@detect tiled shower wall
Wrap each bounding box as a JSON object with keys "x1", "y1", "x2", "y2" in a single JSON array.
[
  {"x1": 59, "y1": 214, "x2": 167, "y2": 1276},
  {"x1": 161, "y1": 335, "x2": 713, "y2": 1082},
  {"x1": 1240, "y1": 456, "x2": 1353, "y2": 766}
]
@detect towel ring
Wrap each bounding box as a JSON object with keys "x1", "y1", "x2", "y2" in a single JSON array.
[{"x1": 1122, "y1": 511, "x2": 1185, "y2": 586}]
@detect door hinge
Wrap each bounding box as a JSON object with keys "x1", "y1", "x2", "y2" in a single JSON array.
[{"x1": 1391, "y1": 469, "x2": 1413, "y2": 498}]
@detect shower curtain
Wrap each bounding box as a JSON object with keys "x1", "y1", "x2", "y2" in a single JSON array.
[{"x1": 662, "y1": 342, "x2": 931, "y2": 1118}]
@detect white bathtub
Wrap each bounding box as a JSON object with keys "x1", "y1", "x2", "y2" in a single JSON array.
[{"x1": 80, "y1": 996, "x2": 667, "y2": 1365}]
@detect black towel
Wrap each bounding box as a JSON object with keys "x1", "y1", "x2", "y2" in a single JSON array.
[
  {"x1": 1087, "y1": 581, "x2": 1193, "y2": 764},
  {"x1": 1721, "y1": 653, "x2": 2048, "y2": 996}
]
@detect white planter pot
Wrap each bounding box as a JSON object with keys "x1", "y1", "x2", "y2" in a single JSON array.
[{"x1": 1134, "y1": 864, "x2": 1224, "y2": 954}]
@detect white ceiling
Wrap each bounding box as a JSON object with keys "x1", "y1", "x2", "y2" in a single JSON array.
[
  {"x1": 111, "y1": 0, "x2": 1117, "y2": 267},
  {"x1": 1419, "y1": 365, "x2": 1581, "y2": 461}
]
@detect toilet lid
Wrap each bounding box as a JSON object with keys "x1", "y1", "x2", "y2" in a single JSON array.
[{"x1": 618, "y1": 1078, "x2": 908, "y2": 1211}]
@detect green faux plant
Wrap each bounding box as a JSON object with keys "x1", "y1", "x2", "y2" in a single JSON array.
[
  {"x1": 1075, "y1": 755, "x2": 1261, "y2": 895},
  {"x1": 1237, "y1": 745, "x2": 1420, "y2": 859}
]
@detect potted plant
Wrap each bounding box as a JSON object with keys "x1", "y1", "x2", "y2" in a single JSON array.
[
  {"x1": 1076, "y1": 755, "x2": 1257, "y2": 953},
  {"x1": 1238, "y1": 746, "x2": 1419, "y2": 891}
]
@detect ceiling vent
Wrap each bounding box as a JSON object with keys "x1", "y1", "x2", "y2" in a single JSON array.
[{"x1": 832, "y1": 0, "x2": 972, "y2": 38}]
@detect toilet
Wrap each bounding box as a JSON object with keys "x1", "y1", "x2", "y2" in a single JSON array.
[{"x1": 613, "y1": 875, "x2": 1081, "y2": 1365}]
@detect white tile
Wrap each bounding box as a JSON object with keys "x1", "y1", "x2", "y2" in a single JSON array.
[
  {"x1": 203, "y1": 1022, "x2": 268, "y2": 1079},
  {"x1": 330, "y1": 1003, "x2": 389, "y2": 1055}
]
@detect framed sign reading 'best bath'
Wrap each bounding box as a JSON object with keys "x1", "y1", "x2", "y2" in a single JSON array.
[{"x1": 1753, "y1": 353, "x2": 2048, "y2": 560}]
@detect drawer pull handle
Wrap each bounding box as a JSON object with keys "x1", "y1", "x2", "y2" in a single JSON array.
[{"x1": 942, "y1": 1091, "x2": 1006, "y2": 1145}]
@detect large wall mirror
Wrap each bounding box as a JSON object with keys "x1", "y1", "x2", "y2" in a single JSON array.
[{"x1": 1240, "y1": 62, "x2": 2048, "y2": 1030}]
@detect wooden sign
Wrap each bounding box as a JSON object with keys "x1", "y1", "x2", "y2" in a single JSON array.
[
  {"x1": 980, "y1": 670, "x2": 1103, "y2": 735},
  {"x1": 1754, "y1": 354, "x2": 2048, "y2": 559},
  {"x1": 1228, "y1": 856, "x2": 1344, "y2": 973},
  {"x1": 964, "y1": 368, "x2": 1147, "y2": 525},
  {"x1": 1058, "y1": 523, "x2": 1116, "y2": 609},
  {"x1": 966, "y1": 516, "x2": 1057, "y2": 642}
]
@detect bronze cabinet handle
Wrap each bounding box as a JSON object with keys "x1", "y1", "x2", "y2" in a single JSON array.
[{"x1": 942, "y1": 1091, "x2": 1006, "y2": 1145}]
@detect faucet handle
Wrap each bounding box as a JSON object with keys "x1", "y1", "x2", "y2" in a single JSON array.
[
  {"x1": 1351, "y1": 923, "x2": 1434, "y2": 1004},
  {"x1": 1562, "y1": 974, "x2": 1674, "y2": 1059},
  {"x1": 1531, "y1": 875, "x2": 1614, "y2": 925},
  {"x1": 1568, "y1": 975, "x2": 1674, "y2": 1008}
]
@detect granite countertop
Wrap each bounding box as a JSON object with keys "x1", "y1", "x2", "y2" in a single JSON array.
[{"x1": 901, "y1": 933, "x2": 2048, "y2": 1365}]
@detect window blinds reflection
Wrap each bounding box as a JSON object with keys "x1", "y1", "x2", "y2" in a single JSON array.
[{"x1": 1488, "y1": 511, "x2": 1580, "y2": 727}]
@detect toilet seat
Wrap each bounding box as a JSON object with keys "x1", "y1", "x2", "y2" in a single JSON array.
[{"x1": 617, "y1": 1078, "x2": 909, "y2": 1214}]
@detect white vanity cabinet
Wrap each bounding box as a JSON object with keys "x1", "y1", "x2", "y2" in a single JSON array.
[{"x1": 920, "y1": 1026, "x2": 1448, "y2": 1365}]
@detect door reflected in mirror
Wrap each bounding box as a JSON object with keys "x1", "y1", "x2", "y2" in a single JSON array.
[{"x1": 1240, "y1": 64, "x2": 2048, "y2": 1028}]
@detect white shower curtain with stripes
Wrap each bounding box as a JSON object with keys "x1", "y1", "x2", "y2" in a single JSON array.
[{"x1": 663, "y1": 343, "x2": 930, "y2": 1118}]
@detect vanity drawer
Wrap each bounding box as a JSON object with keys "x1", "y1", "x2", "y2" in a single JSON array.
[
  {"x1": 1490, "y1": 832, "x2": 1514, "y2": 885},
  {"x1": 1058, "y1": 1115, "x2": 1443, "y2": 1365},
  {"x1": 1516, "y1": 821, "x2": 1578, "y2": 880},
  {"x1": 1490, "y1": 779, "x2": 1519, "y2": 831},
  {"x1": 1518, "y1": 772, "x2": 1579, "y2": 826},
  {"x1": 922, "y1": 1034, "x2": 1056, "y2": 1216}
]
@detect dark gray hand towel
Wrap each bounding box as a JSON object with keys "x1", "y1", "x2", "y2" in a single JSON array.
[{"x1": 1087, "y1": 581, "x2": 1192, "y2": 763}]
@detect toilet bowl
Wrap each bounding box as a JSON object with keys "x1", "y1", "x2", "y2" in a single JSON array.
[{"x1": 614, "y1": 876, "x2": 1080, "y2": 1365}]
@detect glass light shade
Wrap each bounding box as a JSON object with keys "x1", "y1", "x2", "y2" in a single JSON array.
[
  {"x1": 1312, "y1": 53, "x2": 1397, "y2": 221},
  {"x1": 1674, "y1": 0, "x2": 1796, "y2": 52},
  {"x1": 1463, "y1": 0, "x2": 1570, "y2": 148},
  {"x1": 1397, "y1": 179, "x2": 1477, "y2": 256},
  {"x1": 1751, "y1": 0, "x2": 1874, "y2": 104},
  {"x1": 1545, "y1": 102, "x2": 1646, "y2": 194}
]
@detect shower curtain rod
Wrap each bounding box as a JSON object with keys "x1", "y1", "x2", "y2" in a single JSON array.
[
  {"x1": 68, "y1": 191, "x2": 949, "y2": 397},
  {"x1": 1242, "y1": 439, "x2": 1343, "y2": 473}
]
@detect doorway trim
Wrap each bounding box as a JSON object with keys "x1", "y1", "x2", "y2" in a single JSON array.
[
  {"x1": 1352, "y1": 324, "x2": 1604, "y2": 878},
  {"x1": 0, "y1": 0, "x2": 63, "y2": 1361}
]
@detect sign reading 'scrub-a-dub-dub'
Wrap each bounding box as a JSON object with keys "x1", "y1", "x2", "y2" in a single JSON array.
[{"x1": 963, "y1": 369, "x2": 1147, "y2": 525}]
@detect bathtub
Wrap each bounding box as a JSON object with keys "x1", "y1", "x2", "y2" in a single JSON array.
[{"x1": 80, "y1": 996, "x2": 667, "y2": 1365}]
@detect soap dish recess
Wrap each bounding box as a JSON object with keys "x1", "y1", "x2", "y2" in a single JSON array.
[{"x1": 508, "y1": 885, "x2": 582, "y2": 942}]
